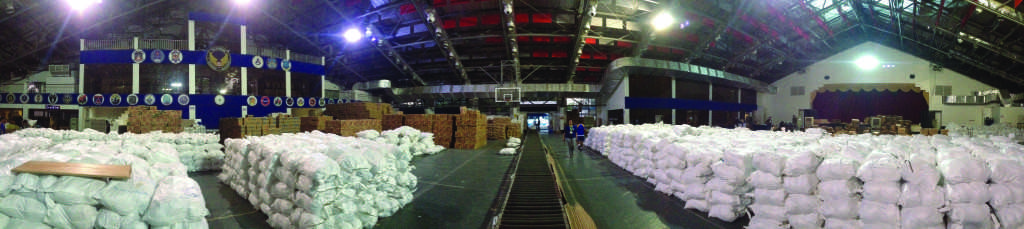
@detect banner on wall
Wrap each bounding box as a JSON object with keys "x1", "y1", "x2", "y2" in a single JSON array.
[{"x1": 0, "y1": 93, "x2": 323, "y2": 109}]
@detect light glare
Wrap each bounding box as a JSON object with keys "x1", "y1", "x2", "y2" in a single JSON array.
[
  {"x1": 171, "y1": 82, "x2": 182, "y2": 88},
  {"x1": 343, "y1": 28, "x2": 363, "y2": 43},
  {"x1": 233, "y1": 0, "x2": 252, "y2": 5},
  {"x1": 855, "y1": 56, "x2": 880, "y2": 70},
  {"x1": 67, "y1": 0, "x2": 101, "y2": 12},
  {"x1": 651, "y1": 12, "x2": 675, "y2": 31}
]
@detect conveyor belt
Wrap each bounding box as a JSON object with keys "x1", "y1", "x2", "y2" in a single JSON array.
[{"x1": 496, "y1": 132, "x2": 567, "y2": 228}]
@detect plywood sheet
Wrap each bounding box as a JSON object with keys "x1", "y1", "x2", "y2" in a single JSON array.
[{"x1": 12, "y1": 161, "x2": 131, "y2": 179}]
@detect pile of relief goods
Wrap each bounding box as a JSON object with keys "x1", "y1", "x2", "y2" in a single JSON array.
[
  {"x1": 14, "y1": 128, "x2": 224, "y2": 172},
  {"x1": 355, "y1": 126, "x2": 445, "y2": 156},
  {"x1": 583, "y1": 123, "x2": 1024, "y2": 228},
  {"x1": 499, "y1": 137, "x2": 521, "y2": 155},
  {"x1": 0, "y1": 132, "x2": 209, "y2": 228},
  {"x1": 218, "y1": 131, "x2": 418, "y2": 229}
]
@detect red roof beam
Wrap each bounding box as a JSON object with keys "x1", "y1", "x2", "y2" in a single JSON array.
[
  {"x1": 799, "y1": 0, "x2": 833, "y2": 36},
  {"x1": 765, "y1": 2, "x2": 809, "y2": 40}
]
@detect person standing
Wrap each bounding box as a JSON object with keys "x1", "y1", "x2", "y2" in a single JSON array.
[
  {"x1": 0, "y1": 118, "x2": 7, "y2": 135},
  {"x1": 575, "y1": 123, "x2": 586, "y2": 150},
  {"x1": 563, "y1": 120, "x2": 575, "y2": 157}
]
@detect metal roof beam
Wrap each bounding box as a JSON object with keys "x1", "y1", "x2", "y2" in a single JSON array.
[
  {"x1": 500, "y1": 0, "x2": 520, "y2": 84},
  {"x1": 686, "y1": 0, "x2": 752, "y2": 62},
  {"x1": 566, "y1": 0, "x2": 597, "y2": 83},
  {"x1": 412, "y1": 0, "x2": 470, "y2": 84},
  {"x1": 321, "y1": 0, "x2": 427, "y2": 86}
]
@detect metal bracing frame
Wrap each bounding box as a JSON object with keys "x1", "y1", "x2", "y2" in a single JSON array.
[
  {"x1": 686, "y1": 0, "x2": 753, "y2": 63},
  {"x1": 320, "y1": 0, "x2": 427, "y2": 86},
  {"x1": 566, "y1": 0, "x2": 596, "y2": 83},
  {"x1": 412, "y1": 0, "x2": 471, "y2": 84},
  {"x1": 500, "y1": 0, "x2": 521, "y2": 85}
]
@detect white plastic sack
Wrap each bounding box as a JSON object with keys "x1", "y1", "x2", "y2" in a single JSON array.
[
  {"x1": 994, "y1": 204, "x2": 1024, "y2": 229},
  {"x1": 143, "y1": 176, "x2": 209, "y2": 226},
  {"x1": 858, "y1": 201, "x2": 898, "y2": 224},
  {"x1": 939, "y1": 158, "x2": 990, "y2": 184},
  {"x1": 785, "y1": 194, "x2": 820, "y2": 215},
  {"x1": 857, "y1": 158, "x2": 901, "y2": 183},
  {"x1": 749, "y1": 204, "x2": 786, "y2": 221},
  {"x1": 498, "y1": 148, "x2": 517, "y2": 155},
  {"x1": 899, "y1": 184, "x2": 945, "y2": 208},
  {"x1": 817, "y1": 179, "x2": 861, "y2": 199},
  {"x1": 788, "y1": 213, "x2": 823, "y2": 229},
  {"x1": 989, "y1": 159, "x2": 1024, "y2": 184},
  {"x1": 0, "y1": 194, "x2": 46, "y2": 222},
  {"x1": 711, "y1": 162, "x2": 748, "y2": 185},
  {"x1": 95, "y1": 180, "x2": 152, "y2": 216},
  {"x1": 783, "y1": 174, "x2": 818, "y2": 195},
  {"x1": 947, "y1": 203, "x2": 993, "y2": 228},
  {"x1": 899, "y1": 207, "x2": 943, "y2": 228},
  {"x1": 816, "y1": 158, "x2": 859, "y2": 181},
  {"x1": 783, "y1": 150, "x2": 821, "y2": 176},
  {"x1": 747, "y1": 217, "x2": 786, "y2": 229},
  {"x1": 820, "y1": 197, "x2": 859, "y2": 219},
  {"x1": 946, "y1": 182, "x2": 991, "y2": 204},
  {"x1": 900, "y1": 158, "x2": 940, "y2": 186},
  {"x1": 752, "y1": 152, "x2": 786, "y2": 176},
  {"x1": 753, "y1": 188, "x2": 786, "y2": 206},
  {"x1": 824, "y1": 218, "x2": 862, "y2": 229},
  {"x1": 708, "y1": 204, "x2": 742, "y2": 222},
  {"x1": 748, "y1": 171, "x2": 782, "y2": 189},
  {"x1": 683, "y1": 199, "x2": 709, "y2": 212},
  {"x1": 861, "y1": 181, "x2": 901, "y2": 204},
  {"x1": 990, "y1": 183, "x2": 1024, "y2": 207}
]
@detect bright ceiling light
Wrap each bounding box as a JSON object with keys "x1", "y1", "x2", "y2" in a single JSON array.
[
  {"x1": 170, "y1": 82, "x2": 182, "y2": 88},
  {"x1": 66, "y1": 0, "x2": 101, "y2": 12},
  {"x1": 855, "y1": 55, "x2": 880, "y2": 70},
  {"x1": 219, "y1": 89, "x2": 227, "y2": 94},
  {"x1": 651, "y1": 12, "x2": 675, "y2": 31},
  {"x1": 233, "y1": 0, "x2": 252, "y2": 5},
  {"x1": 343, "y1": 28, "x2": 362, "y2": 43}
]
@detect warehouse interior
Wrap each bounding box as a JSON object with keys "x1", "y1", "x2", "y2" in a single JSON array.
[{"x1": 2, "y1": 0, "x2": 1024, "y2": 228}]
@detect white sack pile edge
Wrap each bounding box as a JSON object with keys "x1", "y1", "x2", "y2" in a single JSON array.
[
  {"x1": 582, "y1": 123, "x2": 1024, "y2": 228},
  {"x1": 14, "y1": 128, "x2": 224, "y2": 172}
]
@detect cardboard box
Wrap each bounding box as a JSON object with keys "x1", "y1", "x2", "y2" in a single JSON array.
[{"x1": 383, "y1": 114, "x2": 405, "y2": 131}]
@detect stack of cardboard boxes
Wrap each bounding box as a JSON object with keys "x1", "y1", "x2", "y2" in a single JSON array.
[
  {"x1": 127, "y1": 106, "x2": 183, "y2": 134},
  {"x1": 324, "y1": 102, "x2": 394, "y2": 120},
  {"x1": 324, "y1": 119, "x2": 382, "y2": 137},
  {"x1": 383, "y1": 114, "x2": 405, "y2": 130},
  {"x1": 432, "y1": 114, "x2": 455, "y2": 147},
  {"x1": 274, "y1": 115, "x2": 301, "y2": 133},
  {"x1": 487, "y1": 117, "x2": 511, "y2": 140},
  {"x1": 454, "y1": 109, "x2": 488, "y2": 149},
  {"x1": 300, "y1": 116, "x2": 333, "y2": 132},
  {"x1": 219, "y1": 116, "x2": 272, "y2": 140},
  {"x1": 290, "y1": 108, "x2": 323, "y2": 117},
  {"x1": 506, "y1": 122, "x2": 523, "y2": 138},
  {"x1": 404, "y1": 114, "x2": 433, "y2": 133}
]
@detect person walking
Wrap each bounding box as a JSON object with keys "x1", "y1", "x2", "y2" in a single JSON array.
[
  {"x1": 574, "y1": 123, "x2": 586, "y2": 150},
  {"x1": 0, "y1": 118, "x2": 7, "y2": 135},
  {"x1": 563, "y1": 120, "x2": 575, "y2": 157}
]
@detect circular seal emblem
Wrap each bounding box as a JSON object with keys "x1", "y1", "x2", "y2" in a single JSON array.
[
  {"x1": 296, "y1": 97, "x2": 305, "y2": 107},
  {"x1": 309, "y1": 97, "x2": 317, "y2": 107},
  {"x1": 92, "y1": 94, "x2": 104, "y2": 105},
  {"x1": 151, "y1": 49, "x2": 166, "y2": 64},
  {"x1": 273, "y1": 97, "x2": 283, "y2": 107},
  {"x1": 318, "y1": 98, "x2": 325, "y2": 106},
  {"x1": 20, "y1": 94, "x2": 29, "y2": 104},
  {"x1": 281, "y1": 59, "x2": 292, "y2": 72},
  {"x1": 214, "y1": 95, "x2": 225, "y2": 106},
  {"x1": 178, "y1": 94, "x2": 190, "y2": 106},
  {"x1": 206, "y1": 46, "x2": 232, "y2": 72},
  {"x1": 267, "y1": 58, "x2": 278, "y2": 70},
  {"x1": 77, "y1": 94, "x2": 88, "y2": 105},
  {"x1": 144, "y1": 94, "x2": 156, "y2": 105},
  {"x1": 109, "y1": 94, "x2": 122, "y2": 105},
  {"x1": 5, "y1": 93, "x2": 13, "y2": 103},
  {"x1": 33, "y1": 94, "x2": 43, "y2": 103},
  {"x1": 260, "y1": 96, "x2": 270, "y2": 107},
  {"x1": 48, "y1": 94, "x2": 58, "y2": 104},
  {"x1": 327, "y1": 98, "x2": 334, "y2": 104},
  {"x1": 252, "y1": 56, "x2": 264, "y2": 69},
  {"x1": 126, "y1": 94, "x2": 139, "y2": 105},
  {"x1": 131, "y1": 49, "x2": 146, "y2": 64},
  {"x1": 285, "y1": 97, "x2": 294, "y2": 106},
  {"x1": 169, "y1": 49, "x2": 184, "y2": 64},
  {"x1": 160, "y1": 94, "x2": 173, "y2": 106},
  {"x1": 62, "y1": 94, "x2": 72, "y2": 104},
  {"x1": 246, "y1": 96, "x2": 258, "y2": 106}
]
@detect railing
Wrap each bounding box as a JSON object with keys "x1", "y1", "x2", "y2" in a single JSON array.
[
  {"x1": 245, "y1": 46, "x2": 286, "y2": 59},
  {"x1": 83, "y1": 39, "x2": 133, "y2": 50},
  {"x1": 48, "y1": 65, "x2": 71, "y2": 77},
  {"x1": 291, "y1": 53, "x2": 322, "y2": 64},
  {"x1": 139, "y1": 39, "x2": 187, "y2": 50}
]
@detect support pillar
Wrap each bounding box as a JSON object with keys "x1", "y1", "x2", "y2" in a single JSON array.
[
  {"x1": 132, "y1": 37, "x2": 140, "y2": 94},
  {"x1": 671, "y1": 77, "x2": 676, "y2": 125},
  {"x1": 708, "y1": 83, "x2": 713, "y2": 126},
  {"x1": 286, "y1": 50, "x2": 292, "y2": 114},
  {"x1": 240, "y1": 25, "x2": 248, "y2": 95}
]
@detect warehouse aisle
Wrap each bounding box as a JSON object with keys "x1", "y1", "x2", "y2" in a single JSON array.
[
  {"x1": 192, "y1": 139, "x2": 512, "y2": 229},
  {"x1": 541, "y1": 134, "x2": 748, "y2": 229}
]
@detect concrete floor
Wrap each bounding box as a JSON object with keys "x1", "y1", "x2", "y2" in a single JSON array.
[{"x1": 194, "y1": 133, "x2": 746, "y2": 229}]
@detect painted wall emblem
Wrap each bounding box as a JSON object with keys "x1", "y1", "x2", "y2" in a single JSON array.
[
  {"x1": 132, "y1": 49, "x2": 146, "y2": 64},
  {"x1": 92, "y1": 94, "x2": 104, "y2": 105},
  {"x1": 77, "y1": 94, "x2": 88, "y2": 105},
  {"x1": 62, "y1": 94, "x2": 72, "y2": 104},
  {"x1": 214, "y1": 95, "x2": 225, "y2": 106},
  {"x1": 281, "y1": 59, "x2": 292, "y2": 72},
  {"x1": 247, "y1": 96, "x2": 258, "y2": 106},
  {"x1": 109, "y1": 94, "x2": 122, "y2": 105},
  {"x1": 261, "y1": 96, "x2": 270, "y2": 107},
  {"x1": 297, "y1": 97, "x2": 305, "y2": 107},
  {"x1": 160, "y1": 94, "x2": 173, "y2": 106},
  {"x1": 178, "y1": 94, "x2": 190, "y2": 106},
  {"x1": 48, "y1": 94, "x2": 58, "y2": 104},
  {"x1": 206, "y1": 47, "x2": 232, "y2": 72},
  {"x1": 127, "y1": 94, "x2": 139, "y2": 105},
  {"x1": 267, "y1": 58, "x2": 278, "y2": 70},
  {"x1": 33, "y1": 94, "x2": 43, "y2": 103},
  {"x1": 151, "y1": 49, "x2": 166, "y2": 64},
  {"x1": 144, "y1": 94, "x2": 156, "y2": 105},
  {"x1": 273, "y1": 97, "x2": 283, "y2": 107},
  {"x1": 285, "y1": 97, "x2": 294, "y2": 106},
  {"x1": 252, "y1": 56, "x2": 264, "y2": 69},
  {"x1": 169, "y1": 49, "x2": 184, "y2": 64}
]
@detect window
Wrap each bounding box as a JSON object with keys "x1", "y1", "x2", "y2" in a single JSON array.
[
  {"x1": 290, "y1": 72, "x2": 322, "y2": 98},
  {"x1": 84, "y1": 64, "x2": 132, "y2": 94},
  {"x1": 247, "y1": 68, "x2": 286, "y2": 97},
  {"x1": 196, "y1": 67, "x2": 241, "y2": 95},
  {"x1": 139, "y1": 64, "x2": 187, "y2": 94}
]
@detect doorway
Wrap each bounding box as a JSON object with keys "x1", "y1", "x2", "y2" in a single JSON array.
[{"x1": 526, "y1": 113, "x2": 551, "y2": 134}]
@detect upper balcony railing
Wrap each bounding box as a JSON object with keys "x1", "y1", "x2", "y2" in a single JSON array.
[
  {"x1": 83, "y1": 39, "x2": 133, "y2": 50},
  {"x1": 139, "y1": 39, "x2": 188, "y2": 50}
]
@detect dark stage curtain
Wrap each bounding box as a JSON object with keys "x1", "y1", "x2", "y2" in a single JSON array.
[{"x1": 811, "y1": 90, "x2": 928, "y2": 123}]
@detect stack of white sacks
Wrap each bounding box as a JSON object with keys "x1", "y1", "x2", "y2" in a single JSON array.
[
  {"x1": 218, "y1": 131, "x2": 417, "y2": 229},
  {"x1": 356, "y1": 126, "x2": 444, "y2": 156},
  {"x1": 585, "y1": 124, "x2": 1024, "y2": 227},
  {"x1": 747, "y1": 149, "x2": 787, "y2": 228},
  {"x1": 499, "y1": 137, "x2": 521, "y2": 155},
  {"x1": 0, "y1": 133, "x2": 209, "y2": 228},
  {"x1": 14, "y1": 128, "x2": 224, "y2": 172},
  {"x1": 783, "y1": 147, "x2": 823, "y2": 228},
  {"x1": 706, "y1": 146, "x2": 753, "y2": 222}
]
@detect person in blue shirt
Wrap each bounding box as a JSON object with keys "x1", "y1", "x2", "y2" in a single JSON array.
[
  {"x1": 574, "y1": 123, "x2": 585, "y2": 151},
  {"x1": 0, "y1": 118, "x2": 7, "y2": 135},
  {"x1": 563, "y1": 120, "x2": 574, "y2": 157}
]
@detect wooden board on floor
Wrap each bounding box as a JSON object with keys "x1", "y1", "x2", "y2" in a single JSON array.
[{"x1": 11, "y1": 161, "x2": 131, "y2": 179}]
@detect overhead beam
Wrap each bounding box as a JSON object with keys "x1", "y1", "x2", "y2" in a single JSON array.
[
  {"x1": 321, "y1": 0, "x2": 427, "y2": 86},
  {"x1": 962, "y1": 0, "x2": 1024, "y2": 29},
  {"x1": 566, "y1": 0, "x2": 597, "y2": 83},
  {"x1": 413, "y1": 0, "x2": 470, "y2": 84},
  {"x1": 499, "y1": 0, "x2": 521, "y2": 84},
  {"x1": 686, "y1": 0, "x2": 752, "y2": 62}
]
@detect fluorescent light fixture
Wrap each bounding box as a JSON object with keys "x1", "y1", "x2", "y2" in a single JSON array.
[
  {"x1": 170, "y1": 82, "x2": 182, "y2": 88},
  {"x1": 219, "y1": 89, "x2": 227, "y2": 94},
  {"x1": 651, "y1": 12, "x2": 675, "y2": 31},
  {"x1": 855, "y1": 55, "x2": 879, "y2": 70},
  {"x1": 67, "y1": 0, "x2": 101, "y2": 12},
  {"x1": 343, "y1": 28, "x2": 362, "y2": 43}
]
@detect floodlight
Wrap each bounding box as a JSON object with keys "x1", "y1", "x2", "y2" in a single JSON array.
[
  {"x1": 855, "y1": 55, "x2": 880, "y2": 70},
  {"x1": 343, "y1": 28, "x2": 362, "y2": 43},
  {"x1": 171, "y1": 82, "x2": 182, "y2": 88},
  {"x1": 651, "y1": 12, "x2": 674, "y2": 31}
]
